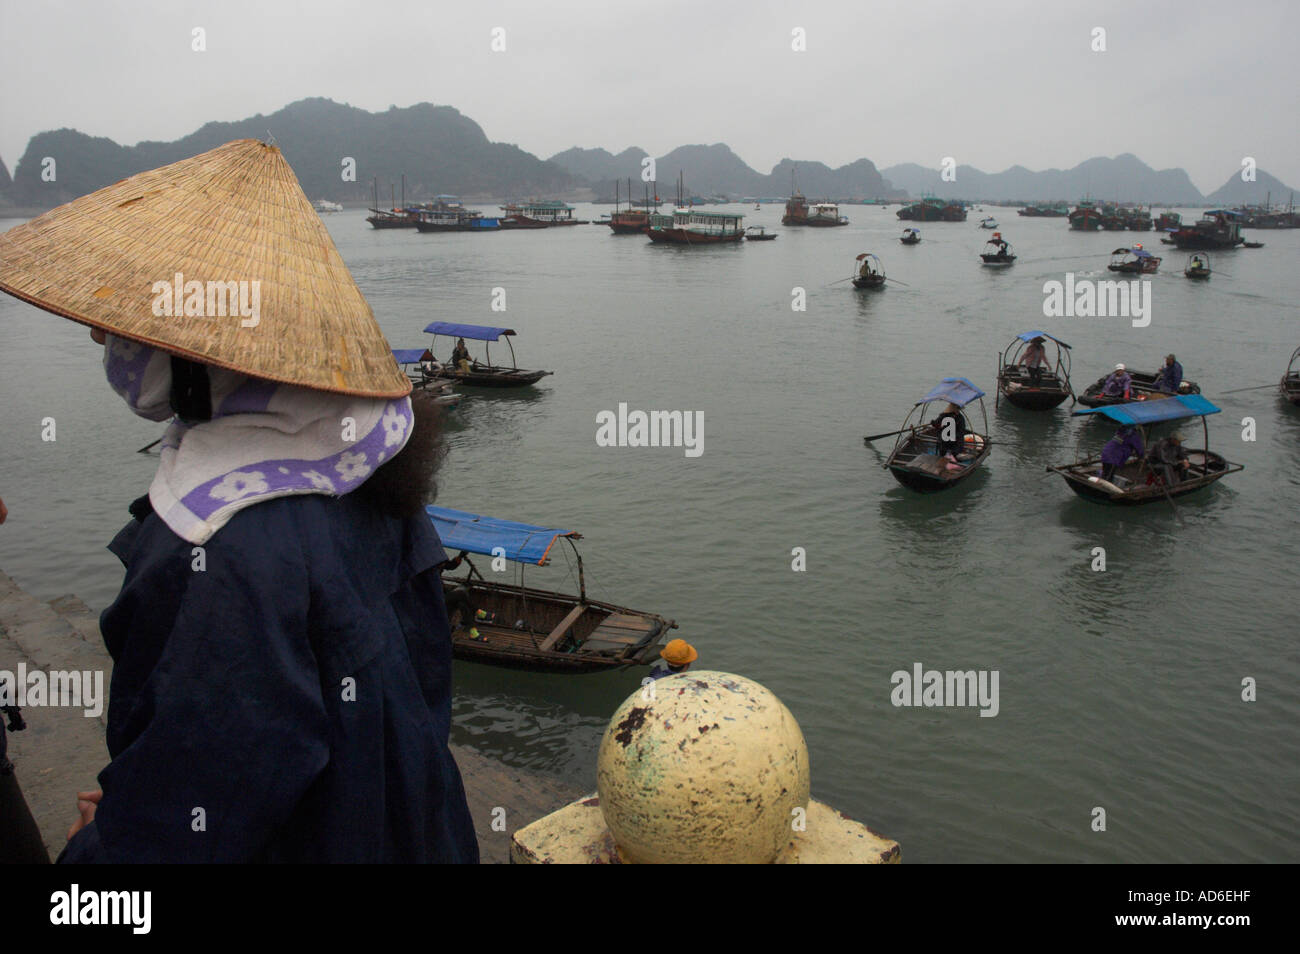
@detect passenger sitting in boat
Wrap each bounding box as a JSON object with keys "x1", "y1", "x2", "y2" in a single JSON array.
[
  {"x1": 649, "y1": 638, "x2": 699, "y2": 680},
  {"x1": 930, "y1": 403, "x2": 967, "y2": 458},
  {"x1": 1102, "y1": 363, "x2": 1132, "y2": 400},
  {"x1": 1100, "y1": 424, "x2": 1144, "y2": 482},
  {"x1": 1155, "y1": 354, "x2": 1183, "y2": 393},
  {"x1": 1149, "y1": 431, "x2": 1190, "y2": 485},
  {"x1": 441, "y1": 552, "x2": 495, "y2": 635},
  {"x1": 451, "y1": 338, "x2": 472, "y2": 373},
  {"x1": 1019, "y1": 336, "x2": 1048, "y2": 386}
]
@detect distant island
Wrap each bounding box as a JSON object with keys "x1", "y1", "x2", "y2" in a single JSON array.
[{"x1": 1, "y1": 97, "x2": 1295, "y2": 214}]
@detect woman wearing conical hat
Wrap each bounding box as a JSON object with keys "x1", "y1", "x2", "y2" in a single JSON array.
[{"x1": 0, "y1": 140, "x2": 477, "y2": 863}]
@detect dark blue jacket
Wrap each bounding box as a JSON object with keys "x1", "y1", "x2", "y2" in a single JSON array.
[
  {"x1": 1157, "y1": 361, "x2": 1183, "y2": 392},
  {"x1": 60, "y1": 493, "x2": 478, "y2": 863}
]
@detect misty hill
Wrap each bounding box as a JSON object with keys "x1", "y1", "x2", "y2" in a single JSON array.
[
  {"x1": 1205, "y1": 168, "x2": 1299, "y2": 206},
  {"x1": 551, "y1": 144, "x2": 895, "y2": 199},
  {"x1": 0, "y1": 156, "x2": 10, "y2": 191},
  {"x1": 881, "y1": 154, "x2": 1205, "y2": 204},
  {"x1": 3, "y1": 98, "x2": 576, "y2": 208}
]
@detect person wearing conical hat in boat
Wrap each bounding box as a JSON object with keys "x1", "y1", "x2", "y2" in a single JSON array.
[
  {"x1": 649, "y1": 639, "x2": 699, "y2": 680},
  {"x1": 1102, "y1": 363, "x2": 1132, "y2": 400},
  {"x1": 0, "y1": 140, "x2": 477, "y2": 863},
  {"x1": 1018, "y1": 336, "x2": 1048, "y2": 387},
  {"x1": 1149, "y1": 430, "x2": 1191, "y2": 486}
]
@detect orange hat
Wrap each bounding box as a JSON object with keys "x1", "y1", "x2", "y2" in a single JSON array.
[{"x1": 660, "y1": 639, "x2": 698, "y2": 666}]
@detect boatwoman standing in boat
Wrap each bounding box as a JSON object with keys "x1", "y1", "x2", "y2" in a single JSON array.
[{"x1": 0, "y1": 140, "x2": 478, "y2": 863}]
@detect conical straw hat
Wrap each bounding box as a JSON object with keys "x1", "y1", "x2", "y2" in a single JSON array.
[{"x1": 0, "y1": 138, "x2": 409, "y2": 398}]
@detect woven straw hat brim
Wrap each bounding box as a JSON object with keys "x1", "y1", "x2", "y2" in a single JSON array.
[{"x1": 0, "y1": 139, "x2": 409, "y2": 398}]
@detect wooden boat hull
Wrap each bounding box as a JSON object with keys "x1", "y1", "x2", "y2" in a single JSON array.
[
  {"x1": 900, "y1": 237, "x2": 921, "y2": 245},
  {"x1": 367, "y1": 215, "x2": 415, "y2": 229},
  {"x1": 1078, "y1": 372, "x2": 1199, "y2": 408},
  {"x1": 1281, "y1": 375, "x2": 1300, "y2": 406},
  {"x1": 646, "y1": 228, "x2": 744, "y2": 244},
  {"x1": 998, "y1": 371, "x2": 1070, "y2": 410},
  {"x1": 852, "y1": 276, "x2": 886, "y2": 289},
  {"x1": 499, "y1": 216, "x2": 550, "y2": 230},
  {"x1": 980, "y1": 255, "x2": 1016, "y2": 266},
  {"x1": 444, "y1": 367, "x2": 550, "y2": 388},
  {"x1": 1049, "y1": 451, "x2": 1241, "y2": 505},
  {"x1": 1185, "y1": 268, "x2": 1211, "y2": 279},
  {"x1": 444, "y1": 579, "x2": 673, "y2": 673},
  {"x1": 745, "y1": 232, "x2": 778, "y2": 241},
  {"x1": 885, "y1": 434, "x2": 990, "y2": 493},
  {"x1": 1108, "y1": 260, "x2": 1160, "y2": 274},
  {"x1": 609, "y1": 223, "x2": 650, "y2": 234}
]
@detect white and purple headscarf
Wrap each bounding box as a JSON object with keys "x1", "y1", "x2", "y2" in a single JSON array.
[{"x1": 104, "y1": 334, "x2": 413, "y2": 545}]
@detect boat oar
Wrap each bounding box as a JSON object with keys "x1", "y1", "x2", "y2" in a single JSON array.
[
  {"x1": 1221, "y1": 383, "x2": 1277, "y2": 394},
  {"x1": 863, "y1": 425, "x2": 919, "y2": 444},
  {"x1": 884, "y1": 277, "x2": 910, "y2": 287},
  {"x1": 1157, "y1": 475, "x2": 1185, "y2": 527},
  {"x1": 829, "y1": 276, "x2": 857, "y2": 285},
  {"x1": 137, "y1": 437, "x2": 163, "y2": 454}
]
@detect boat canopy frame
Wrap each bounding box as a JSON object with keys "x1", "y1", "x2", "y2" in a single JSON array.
[
  {"x1": 891, "y1": 377, "x2": 989, "y2": 458},
  {"x1": 1072, "y1": 394, "x2": 1220, "y2": 451},
  {"x1": 423, "y1": 321, "x2": 519, "y2": 370},
  {"x1": 996, "y1": 332, "x2": 1073, "y2": 407}
]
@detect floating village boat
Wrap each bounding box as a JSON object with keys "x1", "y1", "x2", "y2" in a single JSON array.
[
  {"x1": 1108, "y1": 246, "x2": 1161, "y2": 274},
  {"x1": 996, "y1": 332, "x2": 1073, "y2": 410},
  {"x1": 1017, "y1": 204, "x2": 1069, "y2": 217},
  {"x1": 1068, "y1": 199, "x2": 1103, "y2": 231},
  {"x1": 646, "y1": 207, "x2": 745, "y2": 244},
  {"x1": 391, "y1": 348, "x2": 462, "y2": 409},
  {"x1": 414, "y1": 196, "x2": 501, "y2": 232},
  {"x1": 1282, "y1": 346, "x2": 1300, "y2": 406},
  {"x1": 1046, "y1": 396, "x2": 1242, "y2": 505},
  {"x1": 608, "y1": 179, "x2": 655, "y2": 234},
  {"x1": 498, "y1": 200, "x2": 587, "y2": 228},
  {"x1": 744, "y1": 226, "x2": 777, "y2": 241},
  {"x1": 851, "y1": 253, "x2": 887, "y2": 289},
  {"x1": 1184, "y1": 253, "x2": 1212, "y2": 279},
  {"x1": 423, "y1": 322, "x2": 552, "y2": 388},
  {"x1": 882, "y1": 378, "x2": 991, "y2": 493},
  {"x1": 427, "y1": 506, "x2": 677, "y2": 673},
  {"x1": 979, "y1": 216, "x2": 998, "y2": 229},
  {"x1": 900, "y1": 228, "x2": 921, "y2": 245},
  {"x1": 897, "y1": 196, "x2": 967, "y2": 221},
  {"x1": 1170, "y1": 209, "x2": 1245, "y2": 250},
  {"x1": 980, "y1": 232, "x2": 1016, "y2": 266},
  {"x1": 366, "y1": 178, "x2": 417, "y2": 229},
  {"x1": 782, "y1": 183, "x2": 850, "y2": 226},
  {"x1": 1077, "y1": 367, "x2": 1200, "y2": 408}
]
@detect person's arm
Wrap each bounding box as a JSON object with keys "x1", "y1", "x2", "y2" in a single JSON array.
[{"x1": 61, "y1": 532, "x2": 328, "y2": 863}]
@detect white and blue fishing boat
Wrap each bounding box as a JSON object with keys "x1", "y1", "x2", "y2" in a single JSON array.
[
  {"x1": 880, "y1": 378, "x2": 991, "y2": 492},
  {"x1": 428, "y1": 507, "x2": 678, "y2": 673},
  {"x1": 423, "y1": 322, "x2": 552, "y2": 388},
  {"x1": 1047, "y1": 395, "x2": 1243, "y2": 504}
]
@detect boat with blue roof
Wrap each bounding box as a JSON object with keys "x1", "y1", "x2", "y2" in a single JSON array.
[
  {"x1": 423, "y1": 322, "x2": 552, "y2": 388},
  {"x1": 996, "y1": 332, "x2": 1073, "y2": 410},
  {"x1": 881, "y1": 378, "x2": 991, "y2": 492}
]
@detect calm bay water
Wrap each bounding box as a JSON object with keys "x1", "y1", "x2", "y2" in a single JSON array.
[{"x1": 2, "y1": 206, "x2": 1297, "y2": 862}]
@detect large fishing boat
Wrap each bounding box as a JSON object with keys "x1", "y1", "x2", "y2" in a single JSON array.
[
  {"x1": 1047, "y1": 396, "x2": 1242, "y2": 505},
  {"x1": 1068, "y1": 199, "x2": 1103, "y2": 231},
  {"x1": 1154, "y1": 211, "x2": 1182, "y2": 232},
  {"x1": 1017, "y1": 204, "x2": 1069, "y2": 217},
  {"x1": 1170, "y1": 209, "x2": 1246, "y2": 250},
  {"x1": 783, "y1": 191, "x2": 849, "y2": 226},
  {"x1": 897, "y1": 196, "x2": 967, "y2": 221},
  {"x1": 499, "y1": 200, "x2": 586, "y2": 228},
  {"x1": 608, "y1": 179, "x2": 655, "y2": 234},
  {"x1": 428, "y1": 507, "x2": 677, "y2": 674},
  {"x1": 413, "y1": 196, "x2": 501, "y2": 232},
  {"x1": 1078, "y1": 368, "x2": 1200, "y2": 408},
  {"x1": 646, "y1": 207, "x2": 745, "y2": 244}
]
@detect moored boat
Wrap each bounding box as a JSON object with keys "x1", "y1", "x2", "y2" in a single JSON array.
[
  {"x1": 1170, "y1": 209, "x2": 1245, "y2": 250},
  {"x1": 391, "y1": 348, "x2": 462, "y2": 409},
  {"x1": 423, "y1": 322, "x2": 552, "y2": 388},
  {"x1": 996, "y1": 332, "x2": 1073, "y2": 410},
  {"x1": 980, "y1": 232, "x2": 1016, "y2": 266},
  {"x1": 851, "y1": 253, "x2": 886, "y2": 289},
  {"x1": 881, "y1": 378, "x2": 991, "y2": 493},
  {"x1": 1107, "y1": 245, "x2": 1160, "y2": 273},
  {"x1": 744, "y1": 226, "x2": 777, "y2": 241},
  {"x1": 900, "y1": 228, "x2": 921, "y2": 244},
  {"x1": 1281, "y1": 346, "x2": 1300, "y2": 406},
  {"x1": 898, "y1": 196, "x2": 966, "y2": 221},
  {"x1": 1046, "y1": 396, "x2": 1242, "y2": 504},
  {"x1": 1184, "y1": 253, "x2": 1211, "y2": 279},
  {"x1": 1154, "y1": 211, "x2": 1182, "y2": 232},
  {"x1": 498, "y1": 200, "x2": 587, "y2": 227},
  {"x1": 1018, "y1": 204, "x2": 1068, "y2": 217},
  {"x1": 428, "y1": 507, "x2": 677, "y2": 673},
  {"x1": 1068, "y1": 199, "x2": 1103, "y2": 231},
  {"x1": 646, "y1": 207, "x2": 745, "y2": 244},
  {"x1": 314, "y1": 199, "x2": 343, "y2": 213}
]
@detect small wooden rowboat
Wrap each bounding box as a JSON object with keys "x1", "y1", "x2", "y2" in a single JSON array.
[
  {"x1": 996, "y1": 332, "x2": 1073, "y2": 410},
  {"x1": 428, "y1": 507, "x2": 677, "y2": 673},
  {"x1": 1281, "y1": 346, "x2": 1300, "y2": 406},
  {"x1": 980, "y1": 232, "x2": 1016, "y2": 266},
  {"x1": 392, "y1": 348, "x2": 462, "y2": 409},
  {"x1": 1184, "y1": 254, "x2": 1212, "y2": 279},
  {"x1": 882, "y1": 378, "x2": 991, "y2": 492},
  {"x1": 852, "y1": 253, "x2": 887, "y2": 289},
  {"x1": 745, "y1": 226, "x2": 777, "y2": 241},
  {"x1": 900, "y1": 228, "x2": 921, "y2": 245},
  {"x1": 1077, "y1": 368, "x2": 1200, "y2": 408},
  {"x1": 423, "y1": 322, "x2": 552, "y2": 388},
  {"x1": 1108, "y1": 246, "x2": 1161, "y2": 273},
  {"x1": 1046, "y1": 396, "x2": 1243, "y2": 505}
]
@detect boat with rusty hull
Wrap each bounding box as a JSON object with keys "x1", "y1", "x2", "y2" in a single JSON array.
[
  {"x1": 882, "y1": 378, "x2": 991, "y2": 493},
  {"x1": 1047, "y1": 396, "x2": 1242, "y2": 505},
  {"x1": 1170, "y1": 210, "x2": 1246, "y2": 250},
  {"x1": 1068, "y1": 200, "x2": 1103, "y2": 231},
  {"x1": 996, "y1": 332, "x2": 1073, "y2": 410},
  {"x1": 897, "y1": 197, "x2": 967, "y2": 222},
  {"x1": 428, "y1": 507, "x2": 677, "y2": 673},
  {"x1": 1078, "y1": 369, "x2": 1200, "y2": 408}
]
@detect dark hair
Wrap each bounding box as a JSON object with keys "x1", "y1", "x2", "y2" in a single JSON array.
[{"x1": 354, "y1": 389, "x2": 448, "y2": 517}]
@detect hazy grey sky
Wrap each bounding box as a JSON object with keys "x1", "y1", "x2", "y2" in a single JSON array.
[{"x1": 2, "y1": 0, "x2": 1298, "y2": 191}]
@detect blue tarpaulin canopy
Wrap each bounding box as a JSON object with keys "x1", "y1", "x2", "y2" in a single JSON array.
[
  {"x1": 422, "y1": 322, "x2": 516, "y2": 341},
  {"x1": 1016, "y1": 331, "x2": 1071, "y2": 348},
  {"x1": 391, "y1": 348, "x2": 432, "y2": 364},
  {"x1": 426, "y1": 506, "x2": 579, "y2": 566},
  {"x1": 918, "y1": 377, "x2": 985, "y2": 407},
  {"x1": 1113, "y1": 247, "x2": 1154, "y2": 258},
  {"x1": 1072, "y1": 394, "x2": 1221, "y2": 425}
]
